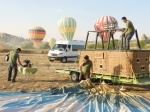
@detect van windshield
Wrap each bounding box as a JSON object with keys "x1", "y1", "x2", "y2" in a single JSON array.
[{"x1": 52, "y1": 44, "x2": 67, "y2": 51}]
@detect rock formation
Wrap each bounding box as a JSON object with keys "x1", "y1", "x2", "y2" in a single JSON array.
[{"x1": 141, "y1": 34, "x2": 149, "y2": 40}]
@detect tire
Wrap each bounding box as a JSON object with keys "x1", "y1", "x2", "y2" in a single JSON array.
[
  {"x1": 48, "y1": 57, "x2": 54, "y2": 62},
  {"x1": 50, "y1": 60, "x2": 54, "y2": 62},
  {"x1": 71, "y1": 72, "x2": 79, "y2": 82},
  {"x1": 49, "y1": 58, "x2": 54, "y2": 62},
  {"x1": 61, "y1": 57, "x2": 67, "y2": 63}
]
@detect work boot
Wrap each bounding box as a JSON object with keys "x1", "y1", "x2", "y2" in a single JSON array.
[
  {"x1": 8, "y1": 79, "x2": 11, "y2": 81},
  {"x1": 12, "y1": 79, "x2": 16, "y2": 82}
]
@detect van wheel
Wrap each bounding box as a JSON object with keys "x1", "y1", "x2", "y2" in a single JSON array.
[
  {"x1": 50, "y1": 60, "x2": 54, "y2": 62},
  {"x1": 61, "y1": 57, "x2": 67, "y2": 63},
  {"x1": 71, "y1": 72, "x2": 79, "y2": 81}
]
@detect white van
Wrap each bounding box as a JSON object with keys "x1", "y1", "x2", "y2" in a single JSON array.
[{"x1": 48, "y1": 40, "x2": 85, "y2": 63}]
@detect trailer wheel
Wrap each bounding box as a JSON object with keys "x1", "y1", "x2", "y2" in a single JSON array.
[
  {"x1": 71, "y1": 72, "x2": 79, "y2": 81},
  {"x1": 49, "y1": 60, "x2": 54, "y2": 62},
  {"x1": 61, "y1": 57, "x2": 67, "y2": 63}
]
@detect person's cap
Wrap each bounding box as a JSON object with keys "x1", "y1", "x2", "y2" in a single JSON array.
[{"x1": 84, "y1": 55, "x2": 89, "y2": 60}]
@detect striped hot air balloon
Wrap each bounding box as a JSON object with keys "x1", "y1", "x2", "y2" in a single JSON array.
[
  {"x1": 94, "y1": 16, "x2": 118, "y2": 43},
  {"x1": 29, "y1": 26, "x2": 46, "y2": 47},
  {"x1": 58, "y1": 17, "x2": 76, "y2": 40}
]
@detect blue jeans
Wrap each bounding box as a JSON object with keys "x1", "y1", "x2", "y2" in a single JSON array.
[
  {"x1": 123, "y1": 31, "x2": 134, "y2": 50},
  {"x1": 8, "y1": 63, "x2": 18, "y2": 81}
]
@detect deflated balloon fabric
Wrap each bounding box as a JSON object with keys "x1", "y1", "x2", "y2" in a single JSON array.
[{"x1": 0, "y1": 83, "x2": 150, "y2": 112}]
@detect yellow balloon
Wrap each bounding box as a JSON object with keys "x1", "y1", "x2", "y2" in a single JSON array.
[{"x1": 58, "y1": 17, "x2": 77, "y2": 40}]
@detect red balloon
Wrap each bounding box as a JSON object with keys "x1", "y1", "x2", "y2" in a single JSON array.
[{"x1": 94, "y1": 16, "x2": 118, "y2": 43}]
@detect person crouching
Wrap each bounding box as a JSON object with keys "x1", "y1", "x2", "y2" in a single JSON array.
[{"x1": 79, "y1": 55, "x2": 93, "y2": 81}]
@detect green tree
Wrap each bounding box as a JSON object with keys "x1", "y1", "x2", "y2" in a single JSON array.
[
  {"x1": 0, "y1": 42, "x2": 15, "y2": 50},
  {"x1": 21, "y1": 41, "x2": 34, "y2": 49},
  {"x1": 138, "y1": 40, "x2": 146, "y2": 49},
  {"x1": 96, "y1": 42, "x2": 102, "y2": 49},
  {"x1": 104, "y1": 39, "x2": 119, "y2": 49},
  {"x1": 86, "y1": 43, "x2": 95, "y2": 49},
  {"x1": 86, "y1": 39, "x2": 119, "y2": 50},
  {"x1": 38, "y1": 42, "x2": 50, "y2": 49}
]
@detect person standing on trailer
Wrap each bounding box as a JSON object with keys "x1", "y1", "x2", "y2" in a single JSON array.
[
  {"x1": 120, "y1": 17, "x2": 135, "y2": 50},
  {"x1": 6, "y1": 48, "x2": 23, "y2": 82},
  {"x1": 79, "y1": 55, "x2": 93, "y2": 80}
]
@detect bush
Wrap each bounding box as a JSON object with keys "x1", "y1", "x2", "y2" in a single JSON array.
[
  {"x1": 21, "y1": 41, "x2": 34, "y2": 49},
  {"x1": 0, "y1": 42, "x2": 15, "y2": 50},
  {"x1": 138, "y1": 40, "x2": 146, "y2": 49},
  {"x1": 38, "y1": 42, "x2": 50, "y2": 49},
  {"x1": 86, "y1": 43, "x2": 95, "y2": 49},
  {"x1": 86, "y1": 40, "x2": 149, "y2": 50},
  {"x1": 104, "y1": 39, "x2": 119, "y2": 49},
  {"x1": 86, "y1": 39, "x2": 119, "y2": 49}
]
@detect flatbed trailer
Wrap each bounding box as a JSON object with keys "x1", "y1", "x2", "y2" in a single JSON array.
[
  {"x1": 56, "y1": 68, "x2": 150, "y2": 85},
  {"x1": 56, "y1": 29, "x2": 150, "y2": 85}
]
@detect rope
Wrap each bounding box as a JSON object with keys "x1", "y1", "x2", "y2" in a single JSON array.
[{"x1": 125, "y1": 52, "x2": 136, "y2": 80}]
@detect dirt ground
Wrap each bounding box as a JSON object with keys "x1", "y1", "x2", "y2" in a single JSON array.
[
  {"x1": 0, "y1": 53, "x2": 78, "y2": 91},
  {"x1": 0, "y1": 52, "x2": 150, "y2": 100}
]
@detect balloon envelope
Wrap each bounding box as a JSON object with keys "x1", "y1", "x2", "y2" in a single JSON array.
[
  {"x1": 58, "y1": 17, "x2": 76, "y2": 40},
  {"x1": 94, "y1": 16, "x2": 118, "y2": 42},
  {"x1": 29, "y1": 26, "x2": 46, "y2": 47},
  {"x1": 48, "y1": 38, "x2": 56, "y2": 48}
]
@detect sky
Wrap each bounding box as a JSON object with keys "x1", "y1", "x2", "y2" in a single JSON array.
[{"x1": 0, "y1": 0, "x2": 150, "y2": 41}]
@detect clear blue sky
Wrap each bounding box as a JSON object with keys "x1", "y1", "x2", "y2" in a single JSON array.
[{"x1": 0, "y1": 0, "x2": 150, "y2": 41}]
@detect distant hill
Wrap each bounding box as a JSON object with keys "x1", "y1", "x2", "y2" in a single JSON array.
[{"x1": 0, "y1": 33, "x2": 30, "y2": 47}]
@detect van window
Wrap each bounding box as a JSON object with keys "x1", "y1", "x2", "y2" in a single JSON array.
[
  {"x1": 68, "y1": 45, "x2": 71, "y2": 49},
  {"x1": 52, "y1": 44, "x2": 67, "y2": 51},
  {"x1": 66, "y1": 45, "x2": 71, "y2": 51},
  {"x1": 72, "y1": 45, "x2": 84, "y2": 51}
]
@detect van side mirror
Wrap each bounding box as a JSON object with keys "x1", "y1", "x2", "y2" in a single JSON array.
[{"x1": 65, "y1": 49, "x2": 67, "y2": 52}]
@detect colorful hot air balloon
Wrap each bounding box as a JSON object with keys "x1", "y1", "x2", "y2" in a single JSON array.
[
  {"x1": 94, "y1": 16, "x2": 118, "y2": 43},
  {"x1": 29, "y1": 26, "x2": 46, "y2": 47},
  {"x1": 48, "y1": 38, "x2": 56, "y2": 48},
  {"x1": 58, "y1": 17, "x2": 77, "y2": 40}
]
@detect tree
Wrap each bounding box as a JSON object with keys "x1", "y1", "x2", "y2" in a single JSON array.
[
  {"x1": 86, "y1": 43, "x2": 95, "y2": 49},
  {"x1": 104, "y1": 39, "x2": 119, "y2": 49},
  {"x1": 21, "y1": 41, "x2": 34, "y2": 49},
  {"x1": 86, "y1": 39, "x2": 119, "y2": 50},
  {"x1": 38, "y1": 42, "x2": 50, "y2": 49},
  {"x1": 0, "y1": 42, "x2": 15, "y2": 50},
  {"x1": 138, "y1": 40, "x2": 146, "y2": 49}
]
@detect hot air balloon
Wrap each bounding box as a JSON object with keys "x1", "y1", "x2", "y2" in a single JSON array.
[
  {"x1": 29, "y1": 26, "x2": 46, "y2": 47},
  {"x1": 58, "y1": 17, "x2": 76, "y2": 40},
  {"x1": 48, "y1": 38, "x2": 56, "y2": 48},
  {"x1": 94, "y1": 16, "x2": 118, "y2": 43}
]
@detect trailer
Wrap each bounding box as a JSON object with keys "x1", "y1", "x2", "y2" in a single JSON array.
[{"x1": 56, "y1": 29, "x2": 150, "y2": 85}]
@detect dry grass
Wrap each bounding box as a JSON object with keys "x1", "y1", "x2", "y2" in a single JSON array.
[
  {"x1": 0, "y1": 52, "x2": 149, "y2": 100},
  {"x1": 0, "y1": 53, "x2": 78, "y2": 92},
  {"x1": 0, "y1": 43, "x2": 7, "y2": 50},
  {"x1": 0, "y1": 65, "x2": 77, "y2": 92}
]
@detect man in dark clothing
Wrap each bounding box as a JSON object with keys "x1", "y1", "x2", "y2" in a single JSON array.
[
  {"x1": 6, "y1": 48, "x2": 23, "y2": 82},
  {"x1": 120, "y1": 17, "x2": 135, "y2": 50},
  {"x1": 79, "y1": 55, "x2": 93, "y2": 81}
]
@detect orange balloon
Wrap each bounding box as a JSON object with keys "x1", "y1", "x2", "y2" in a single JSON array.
[{"x1": 29, "y1": 26, "x2": 46, "y2": 46}]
